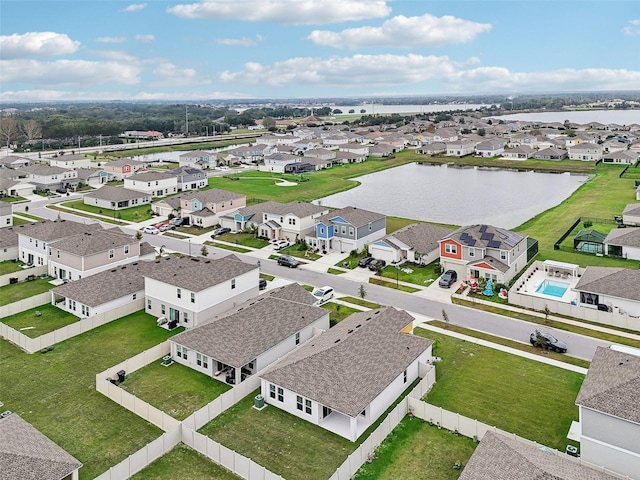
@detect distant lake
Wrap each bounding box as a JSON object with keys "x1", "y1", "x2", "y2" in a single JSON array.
[
  {"x1": 488, "y1": 110, "x2": 640, "y2": 125},
  {"x1": 318, "y1": 163, "x2": 588, "y2": 229},
  {"x1": 332, "y1": 104, "x2": 492, "y2": 115}
]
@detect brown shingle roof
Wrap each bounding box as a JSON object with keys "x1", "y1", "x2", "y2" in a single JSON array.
[
  {"x1": 16, "y1": 219, "x2": 102, "y2": 242},
  {"x1": 574, "y1": 266, "x2": 640, "y2": 302},
  {"x1": 49, "y1": 230, "x2": 135, "y2": 256},
  {"x1": 576, "y1": 346, "x2": 640, "y2": 424},
  {"x1": 0, "y1": 413, "x2": 82, "y2": 480},
  {"x1": 126, "y1": 171, "x2": 175, "y2": 181},
  {"x1": 85, "y1": 185, "x2": 148, "y2": 201},
  {"x1": 384, "y1": 223, "x2": 453, "y2": 254},
  {"x1": 604, "y1": 227, "x2": 640, "y2": 248},
  {"x1": 317, "y1": 206, "x2": 385, "y2": 228},
  {"x1": 261, "y1": 307, "x2": 432, "y2": 417}
]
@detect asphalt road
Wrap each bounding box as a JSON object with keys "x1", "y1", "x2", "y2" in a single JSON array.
[{"x1": 23, "y1": 198, "x2": 611, "y2": 362}]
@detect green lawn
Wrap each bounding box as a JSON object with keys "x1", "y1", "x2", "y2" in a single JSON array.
[
  {"x1": 280, "y1": 243, "x2": 321, "y2": 260},
  {"x1": 334, "y1": 251, "x2": 366, "y2": 269},
  {"x1": 16, "y1": 211, "x2": 46, "y2": 221},
  {"x1": 48, "y1": 204, "x2": 123, "y2": 224},
  {"x1": 369, "y1": 277, "x2": 420, "y2": 293},
  {"x1": 1, "y1": 196, "x2": 28, "y2": 203},
  {"x1": 1, "y1": 304, "x2": 79, "y2": 338},
  {"x1": 321, "y1": 301, "x2": 360, "y2": 325},
  {"x1": 0, "y1": 276, "x2": 53, "y2": 306},
  {"x1": 11, "y1": 216, "x2": 32, "y2": 225},
  {"x1": 199, "y1": 390, "x2": 355, "y2": 480},
  {"x1": 120, "y1": 361, "x2": 232, "y2": 420},
  {"x1": 353, "y1": 417, "x2": 477, "y2": 480},
  {"x1": 415, "y1": 328, "x2": 583, "y2": 451},
  {"x1": 104, "y1": 137, "x2": 259, "y2": 159},
  {"x1": 0, "y1": 259, "x2": 23, "y2": 275},
  {"x1": 327, "y1": 267, "x2": 345, "y2": 275},
  {"x1": 216, "y1": 232, "x2": 269, "y2": 248},
  {"x1": 379, "y1": 260, "x2": 441, "y2": 286},
  {"x1": 339, "y1": 296, "x2": 381, "y2": 310},
  {"x1": 206, "y1": 241, "x2": 251, "y2": 253},
  {"x1": 61, "y1": 199, "x2": 154, "y2": 222},
  {"x1": 0, "y1": 311, "x2": 184, "y2": 479},
  {"x1": 130, "y1": 444, "x2": 241, "y2": 480}
]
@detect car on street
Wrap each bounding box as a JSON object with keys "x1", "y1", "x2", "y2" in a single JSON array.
[
  {"x1": 438, "y1": 270, "x2": 458, "y2": 288},
  {"x1": 142, "y1": 226, "x2": 160, "y2": 235},
  {"x1": 273, "y1": 240, "x2": 290, "y2": 251},
  {"x1": 211, "y1": 227, "x2": 231, "y2": 237},
  {"x1": 312, "y1": 286, "x2": 334, "y2": 305},
  {"x1": 368, "y1": 259, "x2": 386, "y2": 271},
  {"x1": 277, "y1": 255, "x2": 299, "y2": 268},
  {"x1": 358, "y1": 256, "x2": 374, "y2": 268},
  {"x1": 530, "y1": 331, "x2": 568, "y2": 353}
]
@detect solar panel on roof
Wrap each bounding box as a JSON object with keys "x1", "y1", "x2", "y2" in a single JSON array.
[
  {"x1": 467, "y1": 239, "x2": 476, "y2": 246},
  {"x1": 480, "y1": 232, "x2": 494, "y2": 241},
  {"x1": 479, "y1": 225, "x2": 487, "y2": 233},
  {"x1": 488, "y1": 240, "x2": 501, "y2": 248}
]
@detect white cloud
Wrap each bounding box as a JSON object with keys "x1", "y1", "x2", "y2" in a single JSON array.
[
  {"x1": 216, "y1": 35, "x2": 262, "y2": 47},
  {"x1": 0, "y1": 32, "x2": 80, "y2": 59},
  {"x1": 0, "y1": 59, "x2": 141, "y2": 86},
  {"x1": 96, "y1": 36, "x2": 127, "y2": 44},
  {"x1": 167, "y1": 0, "x2": 390, "y2": 25},
  {"x1": 136, "y1": 34, "x2": 155, "y2": 43},
  {"x1": 123, "y1": 3, "x2": 147, "y2": 12},
  {"x1": 0, "y1": 88, "x2": 254, "y2": 102},
  {"x1": 152, "y1": 62, "x2": 211, "y2": 87},
  {"x1": 90, "y1": 49, "x2": 138, "y2": 62},
  {"x1": 308, "y1": 14, "x2": 491, "y2": 48},
  {"x1": 622, "y1": 19, "x2": 640, "y2": 36}
]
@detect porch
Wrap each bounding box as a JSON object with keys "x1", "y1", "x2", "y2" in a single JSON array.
[{"x1": 319, "y1": 409, "x2": 371, "y2": 442}]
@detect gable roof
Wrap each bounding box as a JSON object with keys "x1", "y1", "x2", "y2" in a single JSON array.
[
  {"x1": 16, "y1": 219, "x2": 103, "y2": 242},
  {"x1": 441, "y1": 224, "x2": 525, "y2": 250},
  {"x1": 603, "y1": 227, "x2": 640, "y2": 248},
  {"x1": 49, "y1": 229, "x2": 135, "y2": 256},
  {"x1": 182, "y1": 188, "x2": 245, "y2": 204},
  {"x1": 459, "y1": 431, "x2": 618, "y2": 480},
  {"x1": 84, "y1": 185, "x2": 148, "y2": 201},
  {"x1": 142, "y1": 255, "x2": 256, "y2": 292},
  {"x1": 317, "y1": 206, "x2": 385, "y2": 228},
  {"x1": 383, "y1": 222, "x2": 454, "y2": 255},
  {"x1": 576, "y1": 346, "x2": 640, "y2": 424},
  {"x1": 172, "y1": 284, "x2": 324, "y2": 367},
  {"x1": 0, "y1": 413, "x2": 82, "y2": 480},
  {"x1": 126, "y1": 171, "x2": 176, "y2": 182},
  {"x1": 261, "y1": 307, "x2": 432, "y2": 417},
  {"x1": 574, "y1": 266, "x2": 640, "y2": 302},
  {"x1": 0, "y1": 226, "x2": 19, "y2": 249},
  {"x1": 622, "y1": 203, "x2": 640, "y2": 216}
]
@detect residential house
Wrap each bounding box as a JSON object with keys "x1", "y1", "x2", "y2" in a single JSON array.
[
  {"x1": 261, "y1": 153, "x2": 302, "y2": 173},
  {"x1": 101, "y1": 159, "x2": 146, "y2": 180},
  {"x1": 179, "y1": 189, "x2": 246, "y2": 228},
  {"x1": 75, "y1": 167, "x2": 108, "y2": 187},
  {"x1": 178, "y1": 150, "x2": 218, "y2": 169},
  {"x1": 260, "y1": 307, "x2": 433, "y2": 441},
  {"x1": 304, "y1": 148, "x2": 336, "y2": 162},
  {"x1": 568, "y1": 142, "x2": 604, "y2": 161},
  {"x1": 474, "y1": 139, "x2": 505, "y2": 158},
  {"x1": 446, "y1": 138, "x2": 476, "y2": 157},
  {"x1": 603, "y1": 139, "x2": 630, "y2": 153},
  {"x1": 339, "y1": 144, "x2": 370, "y2": 156},
  {"x1": 575, "y1": 346, "x2": 640, "y2": 479},
  {"x1": 17, "y1": 219, "x2": 103, "y2": 268},
  {"x1": 0, "y1": 226, "x2": 18, "y2": 262},
  {"x1": 256, "y1": 201, "x2": 329, "y2": 241},
  {"x1": 83, "y1": 185, "x2": 151, "y2": 210},
  {"x1": 0, "y1": 412, "x2": 82, "y2": 480},
  {"x1": 459, "y1": 431, "x2": 620, "y2": 480},
  {"x1": 226, "y1": 144, "x2": 276, "y2": 165},
  {"x1": 143, "y1": 255, "x2": 259, "y2": 328},
  {"x1": 0, "y1": 169, "x2": 36, "y2": 197},
  {"x1": 151, "y1": 194, "x2": 184, "y2": 218},
  {"x1": 49, "y1": 154, "x2": 92, "y2": 169},
  {"x1": 0, "y1": 155, "x2": 31, "y2": 169},
  {"x1": 622, "y1": 203, "x2": 640, "y2": 226},
  {"x1": 367, "y1": 143, "x2": 394, "y2": 158},
  {"x1": 333, "y1": 150, "x2": 366, "y2": 164},
  {"x1": 368, "y1": 223, "x2": 454, "y2": 265},
  {"x1": 501, "y1": 145, "x2": 534, "y2": 160},
  {"x1": 439, "y1": 224, "x2": 528, "y2": 284},
  {"x1": 170, "y1": 283, "x2": 329, "y2": 385},
  {"x1": 417, "y1": 142, "x2": 446, "y2": 155},
  {"x1": 255, "y1": 134, "x2": 298, "y2": 147},
  {"x1": 603, "y1": 227, "x2": 640, "y2": 261},
  {"x1": 536, "y1": 137, "x2": 567, "y2": 150},
  {"x1": 0, "y1": 201, "x2": 12, "y2": 228},
  {"x1": 506, "y1": 133, "x2": 541, "y2": 148},
  {"x1": 47, "y1": 229, "x2": 147, "y2": 281},
  {"x1": 602, "y1": 150, "x2": 637, "y2": 165},
  {"x1": 533, "y1": 147, "x2": 568, "y2": 161},
  {"x1": 18, "y1": 165, "x2": 77, "y2": 191},
  {"x1": 124, "y1": 171, "x2": 178, "y2": 198},
  {"x1": 311, "y1": 206, "x2": 386, "y2": 253},
  {"x1": 120, "y1": 130, "x2": 164, "y2": 140},
  {"x1": 170, "y1": 166, "x2": 207, "y2": 191},
  {"x1": 573, "y1": 267, "x2": 640, "y2": 316}
]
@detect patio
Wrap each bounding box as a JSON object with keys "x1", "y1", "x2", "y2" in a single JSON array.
[
  {"x1": 518, "y1": 260, "x2": 581, "y2": 305},
  {"x1": 320, "y1": 409, "x2": 371, "y2": 441}
]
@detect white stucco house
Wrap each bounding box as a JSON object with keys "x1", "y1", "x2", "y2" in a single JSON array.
[
  {"x1": 603, "y1": 227, "x2": 640, "y2": 261},
  {"x1": 124, "y1": 171, "x2": 178, "y2": 198},
  {"x1": 0, "y1": 201, "x2": 12, "y2": 228},
  {"x1": 622, "y1": 203, "x2": 640, "y2": 226},
  {"x1": 573, "y1": 266, "x2": 640, "y2": 317},
  {"x1": 568, "y1": 142, "x2": 604, "y2": 161},
  {"x1": 260, "y1": 307, "x2": 433, "y2": 441}
]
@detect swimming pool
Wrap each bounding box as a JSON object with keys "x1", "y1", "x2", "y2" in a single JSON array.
[{"x1": 536, "y1": 279, "x2": 569, "y2": 298}]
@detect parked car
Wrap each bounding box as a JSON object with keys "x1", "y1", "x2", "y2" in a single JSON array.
[
  {"x1": 358, "y1": 256, "x2": 374, "y2": 268},
  {"x1": 277, "y1": 255, "x2": 299, "y2": 268},
  {"x1": 259, "y1": 278, "x2": 267, "y2": 290},
  {"x1": 169, "y1": 217, "x2": 184, "y2": 226},
  {"x1": 55, "y1": 187, "x2": 68, "y2": 194},
  {"x1": 529, "y1": 331, "x2": 568, "y2": 353},
  {"x1": 368, "y1": 259, "x2": 386, "y2": 271},
  {"x1": 158, "y1": 223, "x2": 173, "y2": 232},
  {"x1": 211, "y1": 227, "x2": 231, "y2": 237},
  {"x1": 142, "y1": 226, "x2": 159, "y2": 235},
  {"x1": 273, "y1": 240, "x2": 290, "y2": 251},
  {"x1": 438, "y1": 270, "x2": 458, "y2": 288},
  {"x1": 312, "y1": 286, "x2": 334, "y2": 305}
]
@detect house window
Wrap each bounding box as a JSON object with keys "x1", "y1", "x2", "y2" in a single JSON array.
[
  {"x1": 231, "y1": 279, "x2": 236, "y2": 289},
  {"x1": 269, "y1": 384, "x2": 276, "y2": 399},
  {"x1": 295, "y1": 332, "x2": 300, "y2": 345},
  {"x1": 57, "y1": 250, "x2": 60, "y2": 258},
  {"x1": 69, "y1": 299, "x2": 76, "y2": 311},
  {"x1": 320, "y1": 227, "x2": 324, "y2": 234},
  {"x1": 202, "y1": 355, "x2": 208, "y2": 369},
  {"x1": 184, "y1": 312, "x2": 189, "y2": 323},
  {"x1": 191, "y1": 292, "x2": 195, "y2": 303},
  {"x1": 277, "y1": 387, "x2": 284, "y2": 402},
  {"x1": 297, "y1": 395, "x2": 303, "y2": 411},
  {"x1": 132, "y1": 293, "x2": 137, "y2": 300},
  {"x1": 500, "y1": 250, "x2": 507, "y2": 261},
  {"x1": 469, "y1": 247, "x2": 475, "y2": 257},
  {"x1": 197, "y1": 353, "x2": 202, "y2": 366},
  {"x1": 81, "y1": 304, "x2": 89, "y2": 316},
  {"x1": 108, "y1": 249, "x2": 115, "y2": 259},
  {"x1": 124, "y1": 245, "x2": 129, "y2": 254},
  {"x1": 341, "y1": 226, "x2": 346, "y2": 234},
  {"x1": 161, "y1": 304, "x2": 166, "y2": 315},
  {"x1": 183, "y1": 348, "x2": 188, "y2": 360},
  {"x1": 348, "y1": 227, "x2": 354, "y2": 236},
  {"x1": 35, "y1": 240, "x2": 38, "y2": 247},
  {"x1": 445, "y1": 244, "x2": 457, "y2": 255},
  {"x1": 177, "y1": 288, "x2": 181, "y2": 299},
  {"x1": 368, "y1": 223, "x2": 372, "y2": 231},
  {"x1": 403, "y1": 369, "x2": 407, "y2": 384},
  {"x1": 305, "y1": 399, "x2": 312, "y2": 415},
  {"x1": 176, "y1": 345, "x2": 183, "y2": 358},
  {"x1": 221, "y1": 202, "x2": 225, "y2": 208},
  {"x1": 147, "y1": 299, "x2": 152, "y2": 310}
]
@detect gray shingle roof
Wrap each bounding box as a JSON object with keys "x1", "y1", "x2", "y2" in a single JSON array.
[
  {"x1": 384, "y1": 223, "x2": 453, "y2": 255},
  {"x1": 126, "y1": 171, "x2": 176, "y2": 181},
  {"x1": 443, "y1": 224, "x2": 525, "y2": 250},
  {"x1": 576, "y1": 346, "x2": 640, "y2": 424},
  {"x1": 49, "y1": 229, "x2": 134, "y2": 256},
  {"x1": 172, "y1": 284, "x2": 325, "y2": 367},
  {"x1": 143, "y1": 255, "x2": 256, "y2": 292},
  {"x1": 317, "y1": 206, "x2": 385, "y2": 228},
  {"x1": 16, "y1": 219, "x2": 103, "y2": 242},
  {"x1": 622, "y1": 203, "x2": 640, "y2": 216},
  {"x1": 261, "y1": 307, "x2": 432, "y2": 417},
  {"x1": 459, "y1": 431, "x2": 619, "y2": 480},
  {"x1": 0, "y1": 226, "x2": 19, "y2": 249},
  {"x1": 0, "y1": 413, "x2": 82, "y2": 480},
  {"x1": 19, "y1": 165, "x2": 69, "y2": 176},
  {"x1": 604, "y1": 227, "x2": 640, "y2": 248},
  {"x1": 84, "y1": 185, "x2": 148, "y2": 201},
  {"x1": 182, "y1": 188, "x2": 245, "y2": 204},
  {"x1": 574, "y1": 266, "x2": 640, "y2": 302}
]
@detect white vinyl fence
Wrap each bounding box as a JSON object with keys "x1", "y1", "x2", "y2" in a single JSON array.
[
  {"x1": 0, "y1": 299, "x2": 144, "y2": 353},
  {"x1": 0, "y1": 291, "x2": 49, "y2": 319},
  {"x1": 0, "y1": 265, "x2": 48, "y2": 287}
]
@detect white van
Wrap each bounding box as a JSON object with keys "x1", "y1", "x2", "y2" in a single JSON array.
[{"x1": 312, "y1": 286, "x2": 334, "y2": 305}]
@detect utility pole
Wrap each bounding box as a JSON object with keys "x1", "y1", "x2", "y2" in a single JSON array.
[{"x1": 185, "y1": 104, "x2": 189, "y2": 137}]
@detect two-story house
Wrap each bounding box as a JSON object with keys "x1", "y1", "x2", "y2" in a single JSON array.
[
  {"x1": 438, "y1": 224, "x2": 528, "y2": 284},
  {"x1": 49, "y1": 154, "x2": 92, "y2": 169},
  {"x1": 178, "y1": 150, "x2": 219, "y2": 169},
  {"x1": 170, "y1": 166, "x2": 207, "y2": 191},
  {"x1": 18, "y1": 165, "x2": 77, "y2": 191},
  {"x1": 575, "y1": 346, "x2": 640, "y2": 480},
  {"x1": 124, "y1": 171, "x2": 178, "y2": 198},
  {"x1": 568, "y1": 142, "x2": 604, "y2": 161},
  {"x1": 0, "y1": 202, "x2": 12, "y2": 228},
  {"x1": 143, "y1": 255, "x2": 259, "y2": 328},
  {"x1": 446, "y1": 138, "x2": 477, "y2": 157},
  {"x1": 311, "y1": 206, "x2": 386, "y2": 254},
  {"x1": 179, "y1": 189, "x2": 247, "y2": 228},
  {"x1": 474, "y1": 139, "x2": 505, "y2": 158},
  {"x1": 83, "y1": 185, "x2": 151, "y2": 210},
  {"x1": 102, "y1": 159, "x2": 146, "y2": 180},
  {"x1": 261, "y1": 153, "x2": 302, "y2": 173}
]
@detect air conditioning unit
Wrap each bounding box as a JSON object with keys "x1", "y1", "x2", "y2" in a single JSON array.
[{"x1": 0, "y1": 410, "x2": 13, "y2": 418}]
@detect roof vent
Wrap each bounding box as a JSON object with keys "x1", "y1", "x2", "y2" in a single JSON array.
[
  {"x1": 191, "y1": 258, "x2": 200, "y2": 262},
  {"x1": 356, "y1": 324, "x2": 361, "y2": 328},
  {"x1": 347, "y1": 329, "x2": 353, "y2": 334},
  {"x1": 334, "y1": 339, "x2": 341, "y2": 343},
  {"x1": 366, "y1": 317, "x2": 371, "y2": 321}
]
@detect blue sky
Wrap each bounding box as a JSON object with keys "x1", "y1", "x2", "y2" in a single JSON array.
[{"x1": 1, "y1": 0, "x2": 639, "y2": 102}]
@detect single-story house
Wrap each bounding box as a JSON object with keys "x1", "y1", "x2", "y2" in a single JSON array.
[
  {"x1": 369, "y1": 223, "x2": 453, "y2": 265},
  {"x1": 260, "y1": 307, "x2": 433, "y2": 441},
  {"x1": 574, "y1": 266, "x2": 640, "y2": 317},
  {"x1": 170, "y1": 283, "x2": 329, "y2": 385},
  {"x1": 261, "y1": 153, "x2": 302, "y2": 173},
  {"x1": 501, "y1": 145, "x2": 534, "y2": 160},
  {"x1": 622, "y1": 203, "x2": 640, "y2": 226},
  {"x1": 603, "y1": 227, "x2": 640, "y2": 260},
  {"x1": 417, "y1": 142, "x2": 446, "y2": 155},
  {"x1": 83, "y1": 185, "x2": 151, "y2": 210},
  {"x1": 602, "y1": 150, "x2": 637, "y2": 165},
  {"x1": 533, "y1": 147, "x2": 568, "y2": 161}
]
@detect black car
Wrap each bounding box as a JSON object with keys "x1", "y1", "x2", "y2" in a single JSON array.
[
  {"x1": 55, "y1": 187, "x2": 68, "y2": 194},
  {"x1": 358, "y1": 256, "x2": 374, "y2": 268},
  {"x1": 259, "y1": 278, "x2": 267, "y2": 290},
  {"x1": 211, "y1": 227, "x2": 231, "y2": 237},
  {"x1": 277, "y1": 255, "x2": 299, "y2": 268},
  {"x1": 438, "y1": 270, "x2": 458, "y2": 288},
  {"x1": 368, "y1": 259, "x2": 386, "y2": 271},
  {"x1": 529, "y1": 331, "x2": 568, "y2": 353}
]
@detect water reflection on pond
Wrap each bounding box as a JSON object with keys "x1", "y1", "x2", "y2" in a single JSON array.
[{"x1": 318, "y1": 163, "x2": 588, "y2": 229}]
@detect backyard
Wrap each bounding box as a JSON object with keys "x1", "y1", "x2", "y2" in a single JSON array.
[
  {"x1": 119, "y1": 361, "x2": 232, "y2": 420},
  {"x1": 1, "y1": 303, "x2": 79, "y2": 338},
  {"x1": 0, "y1": 311, "x2": 184, "y2": 479},
  {"x1": 414, "y1": 329, "x2": 583, "y2": 451},
  {"x1": 0, "y1": 259, "x2": 23, "y2": 275},
  {"x1": 60, "y1": 199, "x2": 155, "y2": 222},
  {"x1": 0, "y1": 276, "x2": 53, "y2": 306}
]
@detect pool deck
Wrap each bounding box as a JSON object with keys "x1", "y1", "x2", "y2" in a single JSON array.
[{"x1": 521, "y1": 269, "x2": 580, "y2": 305}]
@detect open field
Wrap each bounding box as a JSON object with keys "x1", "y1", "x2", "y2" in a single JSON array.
[
  {"x1": 0, "y1": 311, "x2": 183, "y2": 479},
  {"x1": 415, "y1": 329, "x2": 583, "y2": 451},
  {"x1": 1, "y1": 303, "x2": 79, "y2": 338}
]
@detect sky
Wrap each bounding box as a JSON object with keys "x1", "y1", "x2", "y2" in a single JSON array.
[{"x1": 1, "y1": 0, "x2": 639, "y2": 102}]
